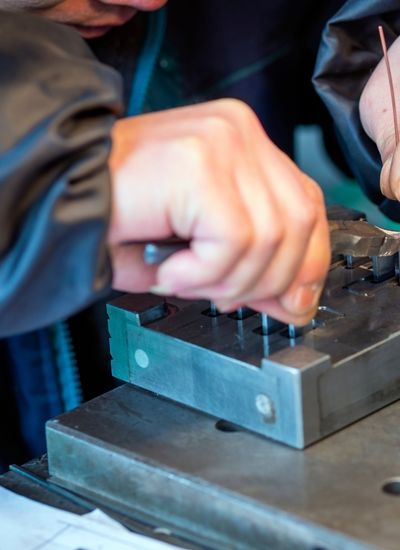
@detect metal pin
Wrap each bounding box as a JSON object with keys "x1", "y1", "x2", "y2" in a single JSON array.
[
  {"x1": 345, "y1": 255, "x2": 354, "y2": 269},
  {"x1": 371, "y1": 255, "x2": 396, "y2": 283},
  {"x1": 260, "y1": 313, "x2": 270, "y2": 357},
  {"x1": 262, "y1": 334, "x2": 270, "y2": 357},
  {"x1": 288, "y1": 324, "x2": 296, "y2": 339},
  {"x1": 261, "y1": 313, "x2": 269, "y2": 335},
  {"x1": 236, "y1": 318, "x2": 244, "y2": 344},
  {"x1": 210, "y1": 302, "x2": 218, "y2": 317},
  {"x1": 236, "y1": 307, "x2": 244, "y2": 320}
]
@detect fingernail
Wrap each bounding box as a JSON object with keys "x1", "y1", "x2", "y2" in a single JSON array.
[
  {"x1": 150, "y1": 285, "x2": 172, "y2": 296},
  {"x1": 282, "y1": 283, "x2": 323, "y2": 316}
]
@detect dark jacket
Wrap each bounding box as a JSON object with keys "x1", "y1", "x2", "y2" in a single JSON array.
[
  {"x1": 1, "y1": 0, "x2": 348, "y2": 470},
  {"x1": 0, "y1": 12, "x2": 122, "y2": 337},
  {"x1": 0, "y1": 11, "x2": 125, "y2": 469}
]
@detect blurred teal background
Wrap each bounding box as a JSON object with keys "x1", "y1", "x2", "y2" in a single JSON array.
[{"x1": 294, "y1": 125, "x2": 400, "y2": 230}]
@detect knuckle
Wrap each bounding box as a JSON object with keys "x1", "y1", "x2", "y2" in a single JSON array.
[
  {"x1": 221, "y1": 224, "x2": 252, "y2": 257},
  {"x1": 258, "y1": 226, "x2": 284, "y2": 254},
  {"x1": 312, "y1": 183, "x2": 325, "y2": 205},
  {"x1": 302, "y1": 176, "x2": 324, "y2": 204},
  {"x1": 291, "y1": 203, "x2": 318, "y2": 233},
  {"x1": 228, "y1": 97, "x2": 254, "y2": 117},
  {"x1": 380, "y1": 133, "x2": 397, "y2": 159},
  {"x1": 200, "y1": 113, "x2": 239, "y2": 143},
  {"x1": 217, "y1": 97, "x2": 256, "y2": 123},
  {"x1": 268, "y1": 277, "x2": 289, "y2": 298},
  {"x1": 234, "y1": 225, "x2": 253, "y2": 253},
  {"x1": 175, "y1": 135, "x2": 209, "y2": 168}
]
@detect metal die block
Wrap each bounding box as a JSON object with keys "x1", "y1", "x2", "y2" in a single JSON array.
[
  {"x1": 127, "y1": 321, "x2": 328, "y2": 448},
  {"x1": 108, "y1": 252, "x2": 400, "y2": 449}
]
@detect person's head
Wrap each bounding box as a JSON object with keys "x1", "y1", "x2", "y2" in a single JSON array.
[{"x1": 1, "y1": 0, "x2": 168, "y2": 38}]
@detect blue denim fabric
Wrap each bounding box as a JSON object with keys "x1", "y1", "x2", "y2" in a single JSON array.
[{"x1": 6, "y1": 329, "x2": 64, "y2": 461}]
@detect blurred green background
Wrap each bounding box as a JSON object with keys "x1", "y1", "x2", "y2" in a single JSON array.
[{"x1": 294, "y1": 125, "x2": 400, "y2": 230}]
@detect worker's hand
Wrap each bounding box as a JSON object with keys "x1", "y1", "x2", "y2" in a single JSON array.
[
  {"x1": 108, "y1": 99, "x2": 330, "y2": 325},
  {"x1": 360, "y1": 35, "x2": 400, "y2": 200}
]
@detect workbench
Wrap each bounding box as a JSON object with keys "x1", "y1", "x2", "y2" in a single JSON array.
[{"x1": 4, "y1": 383, "x2": 400, "y2": 550}]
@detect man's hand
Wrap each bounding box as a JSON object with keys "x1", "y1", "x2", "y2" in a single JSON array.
[
  {"x1": 108, "y1": 99, "x2": 330, "y2": 325},
  {"x1": 360, "y1": 36, "x2": 400, "y2": 200}
]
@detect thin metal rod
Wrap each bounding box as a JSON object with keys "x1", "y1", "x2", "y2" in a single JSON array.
[
  {"x1": 345, "y1": 255, "x2": 353, "y2": 269},
  {"x1": 288, "y1": 324, "x2": 296, "y2": 339},
  {"x1": 210, "y1": 302, "x2": 218, "y2": 317},
  {"x1": 379, "y1": 25, "x2": 400, "y2": 146},
  {"x1": 236, "y1": 307, "x2": 244, "y2": 320},
  {"x1": 261, "y1": 313, "x2": 269, "y2": 335}
]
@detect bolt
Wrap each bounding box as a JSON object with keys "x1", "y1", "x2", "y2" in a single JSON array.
[{"x1": 255, "y1": 393, "x2": 274, "y2": 420}]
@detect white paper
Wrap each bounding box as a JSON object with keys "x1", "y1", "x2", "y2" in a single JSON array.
[{"x1": 0, "y1": 486, "x2": 181, "y2": 550}]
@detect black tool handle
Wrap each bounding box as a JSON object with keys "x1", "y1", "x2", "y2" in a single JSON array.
[{"x1": 143, "y1": 237, "x2": 190, "y2": 264}]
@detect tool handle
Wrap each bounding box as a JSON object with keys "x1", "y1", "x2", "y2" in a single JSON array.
[{"x1": 143, "y1": 237, "x2": 190, "y2": 264}]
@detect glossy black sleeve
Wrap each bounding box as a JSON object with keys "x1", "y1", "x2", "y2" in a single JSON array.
[
  {"x1": 313, "y1": 0, "x2": 400, "y2": 221},
  {"x1": 0, "y1": 11, "x2": 123, "y2": 336}
]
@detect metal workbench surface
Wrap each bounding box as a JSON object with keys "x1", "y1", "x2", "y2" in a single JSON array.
[{"x1": 45, "y1": 384, "x2": 400, "y2": 550}]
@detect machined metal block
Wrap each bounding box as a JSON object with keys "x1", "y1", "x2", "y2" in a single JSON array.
[{"x1": 108, "y1": 257, "x2": 400, "y2": 448}]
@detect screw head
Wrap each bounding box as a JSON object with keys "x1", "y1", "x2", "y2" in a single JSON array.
[{"x1": 255, "y1": 393, "x2": 274, "y2": 420}]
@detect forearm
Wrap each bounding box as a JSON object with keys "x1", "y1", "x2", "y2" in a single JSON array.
[{"x1": 0, "y1": 11, "x2": 123, "y2": 336}]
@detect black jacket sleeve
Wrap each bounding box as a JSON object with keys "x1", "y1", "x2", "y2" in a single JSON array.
[
  {"x1": 0, "y1": 11, "x2": 123, "y2": 336},
  {"x1": 313, "y1": 0, "x2": 400, "y2": 221}
]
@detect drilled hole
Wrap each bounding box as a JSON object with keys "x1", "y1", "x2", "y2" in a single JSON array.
[
  {"x1": 382, "y1": 479, "x2": 400, "y2": 495},
  {"x1": 215, "y1": 420, "x2": 241, "y2": 433}
]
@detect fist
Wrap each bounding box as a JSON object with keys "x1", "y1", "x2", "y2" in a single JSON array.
[{"x1": 108, "y1": 99, "x2": 330, "y2": 325}]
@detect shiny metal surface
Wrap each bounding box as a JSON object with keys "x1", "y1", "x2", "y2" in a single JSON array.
[
  {"x1": 47, "y1": 385, "x2": 400, "y2": 550},
  {"x1": 108, "y1": 247, "x2": 400, "y2": 448},
  {"x1": 329, "y1": 219, "x2": 400, "y2": 257}
]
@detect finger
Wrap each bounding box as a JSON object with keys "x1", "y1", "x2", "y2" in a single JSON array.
[
  {"x1": 160, "y1": 120, "x2": 318, "y2": 307},
  {"x1": 110, "y1": 243, "x2": 158, "y2": 292},
  {"x1": 380, "y1": 154, "x2": 395, "y2": 200},
  {"x1": 199, "y1": 148, "x2": 287, "y2": 305},
  {"x1": 211, "y1": 114, "x2": 320, "y2": 307},
  {"x1": 191, "y1": 153, "x2": 321, "y2": 310},
  {"x1": 278, "y1": 198, "x2": 330, "y2": 319},
  {"x1": 153, "y1": 176, "x2": 253, "y2": 294},
  {"x1": 387, "y1": 143, "x2": 400, "y2": 200},
  {"x1": 229, "y1": 159, "x2": 319, "y2": 306},
  {"x1": 184, "y1": 172, "x2": 317, "y2": 310},
  {"x1": 247, "y1": 297, "x2": 316, "y2": 326},
  {"x1": 170, "y1": 162, "x2": 284, "y2": 305}
]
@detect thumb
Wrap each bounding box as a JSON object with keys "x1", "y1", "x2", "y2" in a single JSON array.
[{"x1": 380, "y1": 143, "x2": 400, "y2": 201}]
